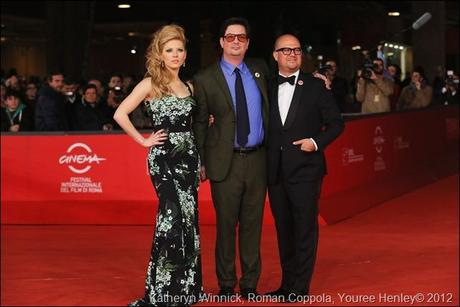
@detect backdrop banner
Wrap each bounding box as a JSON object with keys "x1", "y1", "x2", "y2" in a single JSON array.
[{"x1": 2, "y1": 106, "x2": 458, "y2": 225}]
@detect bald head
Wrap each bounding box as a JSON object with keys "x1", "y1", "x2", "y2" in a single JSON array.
[
  {"x1": 273, "y1": 34, "x2": 302, "y2": 75},
  {"x1": 274, "y1": 34, "x2": 300, "y2": 50}
]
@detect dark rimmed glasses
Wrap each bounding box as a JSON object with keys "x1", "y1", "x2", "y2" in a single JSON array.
[
  {"x1": 223, "y1": 33, "x2": 248, "y2": 43},
  {"x1": 276, "y1": 47, "x2": 302, "y2": 55}
]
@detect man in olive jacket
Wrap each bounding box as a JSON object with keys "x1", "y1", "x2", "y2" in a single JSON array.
[{"x1": 193, "y1": 17, "x2": 269, "y2": 299}]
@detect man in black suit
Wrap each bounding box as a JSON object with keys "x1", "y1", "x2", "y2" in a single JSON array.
[{"x1": 266, "y1": 33, "x2": 344, "y2": 300}]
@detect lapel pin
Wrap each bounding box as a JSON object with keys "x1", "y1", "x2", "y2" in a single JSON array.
[
  {"x1": 297, "y1": 80, "x2": 304, "y2": 86},
  {"x1": 255, "y1": 72, "x2": 260, "y2": 78}
]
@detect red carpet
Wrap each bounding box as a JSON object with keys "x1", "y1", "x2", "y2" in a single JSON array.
[{"x1": 1, "y1": 175, "x2": 458, "y2": 306}]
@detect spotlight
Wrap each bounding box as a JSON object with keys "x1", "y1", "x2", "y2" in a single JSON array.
[{"x1": 118, "y1": 3, "x2": 131, "y2": 9}]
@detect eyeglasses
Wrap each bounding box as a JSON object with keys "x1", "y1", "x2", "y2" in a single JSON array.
[
  {"x1": 276, "y1": 47, "x2": 302, "y2": 55},
  {"x1": 223, "y1": 34, "x2": 248, "y2": 42}
]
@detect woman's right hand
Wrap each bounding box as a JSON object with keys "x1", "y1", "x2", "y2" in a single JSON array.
[{"x1": 142, "y1": 129, "x2": 168, "y2": 147}]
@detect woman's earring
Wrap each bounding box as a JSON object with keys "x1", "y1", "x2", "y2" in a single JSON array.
[
  {"x1": 161, "y1": 61, "x2": 164, "y2": 68},
  {"x1": 183, "y1": 62, "x2": 186, "y2": 68}
]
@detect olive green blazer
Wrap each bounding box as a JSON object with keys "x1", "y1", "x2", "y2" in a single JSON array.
[{"x1": 192, "y1": 58, "x2": 270, "y2": 181}]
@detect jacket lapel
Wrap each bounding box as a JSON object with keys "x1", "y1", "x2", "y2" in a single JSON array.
[
  {"x1": 283, "y1": 73, "x2": 304, "y2": 130},
  {"x1": 213, "y1": 63, "x2": 235, "y2": 112},
  {"x1": 247, "y1": 62, "x2": 269, "y2": 130},
  {"x1": 270, "y1": 78, "x2": 283, "y2": 128},
  {"x1": 247, "y1": 64, "x2": 268, "y2": 105}
]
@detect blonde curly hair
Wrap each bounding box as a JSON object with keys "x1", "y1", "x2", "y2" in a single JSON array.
[{"x1": 145, "y1": 24, "x2": 186, "y2": 99}]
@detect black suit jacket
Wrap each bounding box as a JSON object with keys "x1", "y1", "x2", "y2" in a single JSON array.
[{"x1": 267, "y1": 72, "x2": 344, "y2": 184}]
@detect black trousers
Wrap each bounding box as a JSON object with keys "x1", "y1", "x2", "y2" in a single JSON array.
[{"x1": 268, "y1": 170, "x2": 323, "y2": 295}]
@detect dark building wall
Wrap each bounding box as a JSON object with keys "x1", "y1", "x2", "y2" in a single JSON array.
[
  {"x1": 1, "y1": 1, "x2": 458, "y2": 83},
  {"x1": 1, "y1": 41, "x2": 47, "y2": 79},
  {"x1": 45, "y1": 1, "x2": 92, "y2": 80},
  {"x1": 412, "y1": 1, "x2": 446, "y2": 83}
]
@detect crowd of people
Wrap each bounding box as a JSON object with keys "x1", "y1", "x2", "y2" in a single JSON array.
[
  {"x1": 317, "y1": 58, "x2": 458, "y2": 115},
  {"x1": 1, "y1": 55, "x2": 458, "y2": 133},
  {"x1": 0, "y1": 71, "x2": 149, "y2": 132}
]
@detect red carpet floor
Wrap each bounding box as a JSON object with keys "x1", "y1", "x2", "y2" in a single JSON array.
[{"x1": 1, "y1": 175, "x2": 458, "y2": 306}]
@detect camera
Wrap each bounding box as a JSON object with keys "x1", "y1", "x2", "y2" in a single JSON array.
[
  {"x1": 111, "y1": 86, "x2": 125, "y2": 103},
  {"x1": 361, "y1": 62, "x2": 379, "y2": 80},
  {"x1": 317, "y1": 64, "x2": 332, "y2": 76},
  {"x1": 441, "y1": 70, "x2": 459, "y2": 100},
  {"x1": 445, "y1": 70, "x2": 459, "y2": 86}
]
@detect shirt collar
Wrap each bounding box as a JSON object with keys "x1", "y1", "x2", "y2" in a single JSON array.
[
  {"x1": 278, "y1": 70, "x2": 300, "y2": 79},
  {"x1": 220, "y1": 58, "x2": 247, "y2": 76}
]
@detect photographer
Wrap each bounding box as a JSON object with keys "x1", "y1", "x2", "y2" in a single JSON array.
[
  {"x1": 107, "y1": 85, "x2": 125, "y2": 107},
  {"x1": 439, "y1": 70, "x2": 459, "y2": 105},
  {"x1": 104, "y1": 85, "x2": 125, "y2": 130},
  {"x1": 398, "y1": 67, "x2": 433, "y2": 110},
  {"x1": 356, "y1": 58, "x2": 394, "y2": 114},
  {"x1": 74, "y1": 84, "x2": 112, "y2": 131},
  {"x1": 324, "y1": 60, "x2": 350, "y2": 113}
]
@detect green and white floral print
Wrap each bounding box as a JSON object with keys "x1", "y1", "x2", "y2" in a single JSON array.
[
  {"x1": 146, "y1": 95, "x2": 194, "y2": 126},
  {"x1": 129, "y1": 94, "x2": 202, "y2": 307}
]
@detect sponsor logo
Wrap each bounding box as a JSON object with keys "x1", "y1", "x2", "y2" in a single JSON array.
[
  {"x1": 342, "y1": 147, "x2": 364, "y2": 166},
  {"x1": 393, "y1": 136, "x2": 410, "y2": 150},
  {"x1": 374, "y1": 156, "x2": 386, "y2": 171},
  {"x1": 373, "y1": 126, "x2": 385, "y2": 154},
  {"x1": 373, "y1": 126, "x2": 386, "y2": 171},
  {"x1": 59, "y1": 143, "x2": 106, "y2": 174},
  {"x1": 60, "y1": 176, "x2": 103, "y2": 194}
]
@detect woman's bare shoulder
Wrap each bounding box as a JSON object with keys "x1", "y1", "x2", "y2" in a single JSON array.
[{"x1": 139, "y1": 77, "x2": 153, "y2": 99}]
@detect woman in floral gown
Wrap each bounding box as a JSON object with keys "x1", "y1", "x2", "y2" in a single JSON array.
[{"x1": 113, "y1": 24, "x2": 202, "y2": 306}]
